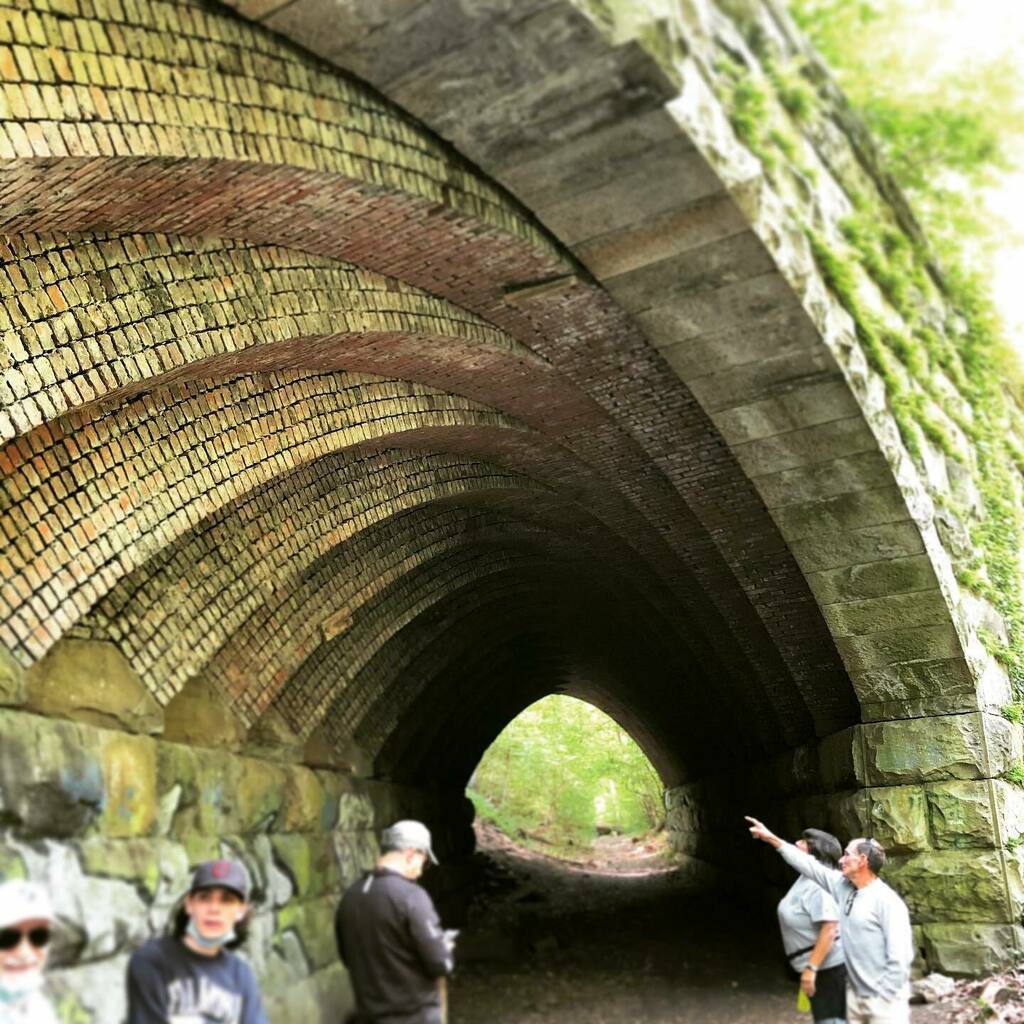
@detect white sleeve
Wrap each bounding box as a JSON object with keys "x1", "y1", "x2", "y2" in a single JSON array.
[
  {"x1": 876, "y1": 893, "x2": 914, "y2": 998},
  {"x1": 779, "y1": 843, "x2": 844, "y2": 903},
  {"x1": 804, "y1": 882, "x2": 840, "y2": 924}
]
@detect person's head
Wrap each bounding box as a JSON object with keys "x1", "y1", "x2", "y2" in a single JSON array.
[
  {"x1": 840, "y1": 837, "x2": 885, "y2": 881},
  {"x1": 378, "y1": 820, "x2": 438, "y2": 881},
  {"x1": 0, "y1": 880, "x2": 54, "y2": 998},
  {"x1": 797, "y1": 828, "x2": 842, "y2": 868},
  {"x1": 173, "y1": 860, "x2": 252, "y2": 951}
]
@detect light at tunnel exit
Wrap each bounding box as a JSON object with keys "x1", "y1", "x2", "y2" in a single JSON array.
[{"x1": 467, "y1": 695, "x2": 666, "y2": 860}]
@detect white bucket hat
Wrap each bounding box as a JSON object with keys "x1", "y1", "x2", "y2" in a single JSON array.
[{"x1": 0, "y1": 880, "x2": 53, "y2": 929}]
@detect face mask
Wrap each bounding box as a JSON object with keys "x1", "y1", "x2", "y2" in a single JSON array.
[
  {"x1": 186, "y1": 917, "x2": 235, "y2": 950},
  {"x1": 0, "y1": 968, "x2": 43, "y2": 1002}
]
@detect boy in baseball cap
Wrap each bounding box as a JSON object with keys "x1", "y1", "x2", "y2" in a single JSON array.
[{"x1": 126, "y1": 859, "x2": 268, "y2": 1023}]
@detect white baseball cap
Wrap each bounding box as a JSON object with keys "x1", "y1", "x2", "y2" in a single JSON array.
[
  {"x1": 0, "y1": 880, "x2": 53, "y2": 929},
  {"x1": 381, "y1": 820, "x2": 439, "y2": 864}
]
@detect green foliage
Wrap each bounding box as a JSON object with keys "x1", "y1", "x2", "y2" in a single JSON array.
[
  {"x1": 768, "y1": 126, "x2": 799, "y2": 163},
  {"x1": 1003, "y1": 760, "x2": 1024, "y2": 786},
  {"x1": 727, "y1": 75, "x2": 777, "y2": 172},
  {"x1": 1007, "y1": 834, "x2": 1024, "y2": 853},
  {"x1": 808, "y1": 220, "x2": 1024, "y2": 697},
  {"x1": 862, "y1": 100, "x2": 1005, "y2": 191},
  {"x1": 468, "y1": 695, "x2": 665, "y2": 853},
  {"x1": 1002, "y1": 702, "x2": 1024, "y2": 725},
  {"x1": 789, "y1": 0, "x2": 1024, "y2": 257},
  {"x1": 766, "y1": 61, "x2": 817, "y2": 123},
  {"x1": 809, "y1": 224, "x2": 1024, "y2": 692},
  {"x1": 943, "y1": 268, "x2": 1024, "y2": 693},
  {"x1": 789, "y1": 2, "x2": 1024, "y2": 697}
]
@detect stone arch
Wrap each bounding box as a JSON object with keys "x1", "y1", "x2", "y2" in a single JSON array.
[{"x1": 1, "y1": 0, "x2": 1022, "y2": 1011}]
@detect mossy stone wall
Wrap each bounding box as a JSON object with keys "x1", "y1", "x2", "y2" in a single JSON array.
[{"x1": 0, "y1": 643, "x2": 463, "y2": 1023}]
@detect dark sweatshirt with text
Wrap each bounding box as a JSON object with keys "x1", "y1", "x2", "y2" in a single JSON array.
[{"x1": 126, "y1": 936, "x2": 267, "y2": 1024}]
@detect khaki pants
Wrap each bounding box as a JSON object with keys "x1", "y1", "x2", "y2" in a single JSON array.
[{"x1": 846, "y1": 985, "x2": 910, "y2": 1024}]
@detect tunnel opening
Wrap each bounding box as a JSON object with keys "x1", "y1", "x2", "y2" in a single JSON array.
[{"x1": 466, "y1": 694, "x2": 670, "y2": 868}]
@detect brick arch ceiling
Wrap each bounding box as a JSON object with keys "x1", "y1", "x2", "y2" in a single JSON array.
[
  {"x1": 0, "y1": 0, "x2": 864, "y2": 787},
  {"x1": 355, "y1": 573, "x2": 716, "y2": 786}
]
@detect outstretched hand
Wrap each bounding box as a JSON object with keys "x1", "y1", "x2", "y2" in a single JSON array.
[{"x1": 745, "y1": 816, "x2": 782, "y2": 848}]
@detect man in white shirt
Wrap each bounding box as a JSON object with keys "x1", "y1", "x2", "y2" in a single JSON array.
[{"x1": 747, "y1": 816, "x2": 915, "y2": 1024}]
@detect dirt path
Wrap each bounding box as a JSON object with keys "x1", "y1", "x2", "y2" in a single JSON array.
[{"x1": 446, "y1": 825, "x2": 957, "y2": 1024}]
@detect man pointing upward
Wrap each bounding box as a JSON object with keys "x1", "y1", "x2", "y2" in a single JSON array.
[{"x1": 746, "y1": 815, "x2": 914, "y2": 1024}]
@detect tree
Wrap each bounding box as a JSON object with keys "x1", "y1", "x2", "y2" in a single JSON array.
[
  {"x1": 789, "y1": 0, "x2": 1024, "y2": 260},
  {"x1": 468, "y1": 696, "x2": 665, "y2": 851}
]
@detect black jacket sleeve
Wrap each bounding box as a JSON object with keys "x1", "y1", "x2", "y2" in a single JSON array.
[{"x1": 405, "y1": 887, "x2": 452, "y2": 979}]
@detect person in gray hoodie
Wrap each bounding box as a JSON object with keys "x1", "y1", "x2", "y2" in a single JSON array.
[{"x1": 747, "y1": 816, "x2": 914, "y2": 1024}]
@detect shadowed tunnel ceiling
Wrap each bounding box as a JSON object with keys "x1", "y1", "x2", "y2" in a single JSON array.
[{"x1": 0, "y1": 0, "x2": 876, "y2": 791}]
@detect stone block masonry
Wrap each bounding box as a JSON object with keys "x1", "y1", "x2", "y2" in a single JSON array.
[{"x1": 0, "y1": 649, "x2": 465, "y2": 1022}]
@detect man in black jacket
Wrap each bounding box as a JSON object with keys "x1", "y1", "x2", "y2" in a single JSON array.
[{"x1": 336, "y1": 820, "x2": 453, "y2": 1024}]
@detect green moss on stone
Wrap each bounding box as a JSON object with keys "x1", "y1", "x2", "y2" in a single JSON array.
[
  {"x1": 809, "y1": 212, "x2": 1024, "y2": 698},
  {"x1": 275, "y1": 899, "x2": 337, "y2": 969},
  {"x1": 1002, "y1": 702, "x2": 1024, "y2": 725},
  {"x1": 0, "y1": 846, "x2": 27, "y2": 881},
  {"x1": 55, "y1": 991, "x2": 92, "y2": 1024},
  {"x1": 728, "y1": 76, "x2": 775, "y2": 171},
  {"x1": 766, "y1": 61, "x2": 817, "y2": 122}
]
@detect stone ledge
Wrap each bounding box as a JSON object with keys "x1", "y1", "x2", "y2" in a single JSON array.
[
  {"x1": 918, "y1": 923, "x2": 1024, "y2": 976},
  {"x1": 886, "y1": 849, "x2": 1013, "y2": 924},
  {"x1": 860, "y1": 713, "x2": 1020, "y2": 786},
  {"x1": 0, "y1": 645, "x2": 24, "y2": 707},
  {"x1": 24, "y1": 639, "x2": 163, "y2": 735}
]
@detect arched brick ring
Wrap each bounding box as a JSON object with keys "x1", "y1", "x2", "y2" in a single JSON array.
[
  {"x1": 283, "y1": 532, "x2": 739, "y2": 756},
  {"x1": 0, "y1": 0, "x2": 854, "y2": 741},
  {"x1": 282, "y1": 550, "x2": 613, "y2": 729},
  {"x1": 38, "y1": 377, "x2": 777, "y2": 735},
  {"x1": 0, "y1": 371, "x2": 524, "y2": 656},
  {"x1": 356, "y1": 588, "x2": 708, "y2": 784},
  {"x1": 0, "y1": 233, "x2": 537, "y2": 440},
  {"x1": 59, "y1": 419, "x2": 734, "y2": 709},
  {"x1": 213, "y1": 501, "x2": 705, "y2": 725},
  {"x1": 315, "y1": 501, "x2": 728, "y2": 740},
  {"x1": 358, "y1": 583, "x2": 696, "y2": 785},
  {"x1": 81, "y1": 453, "x2": 547, "y2": 702},
  {"x1": 370, "y1": 593, "x2": 688, "y2": 786}
]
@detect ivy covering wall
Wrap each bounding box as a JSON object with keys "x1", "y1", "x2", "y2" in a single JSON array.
[{"x1": 712, "y1": 0, "x2": 1024, "y2": 713}]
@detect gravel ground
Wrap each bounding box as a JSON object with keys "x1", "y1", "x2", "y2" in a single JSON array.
[{"x1": 444, "y1": 825, "x2": 973, "y2": 1024}]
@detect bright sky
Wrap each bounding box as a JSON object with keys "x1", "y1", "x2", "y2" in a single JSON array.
[{"x1": 898, "y1": 0, "x2": 1024, "y2": 350}]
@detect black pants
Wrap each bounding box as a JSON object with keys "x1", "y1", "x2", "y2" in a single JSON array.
[{"x1": 810, "y1": 963, "x2": 847, "y2": 1021}]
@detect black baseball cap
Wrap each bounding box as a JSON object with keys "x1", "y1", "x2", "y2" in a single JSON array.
[{"x1": 189, "y1": 860, "x2": 250, "y2": 900}]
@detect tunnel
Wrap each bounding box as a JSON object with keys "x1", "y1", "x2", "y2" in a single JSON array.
[{"x1": 0, "y1": 0, "x2": 1022, "y2": 1018}]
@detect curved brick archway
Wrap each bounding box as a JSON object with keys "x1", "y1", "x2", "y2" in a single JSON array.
[{"x1": 0, "y1": 0, "x2": 1022, "y2": 1014}]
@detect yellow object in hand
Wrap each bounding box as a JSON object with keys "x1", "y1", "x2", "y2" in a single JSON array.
[{"x1": 797, "y1": 987, "x2": 812, "y2": 1013}]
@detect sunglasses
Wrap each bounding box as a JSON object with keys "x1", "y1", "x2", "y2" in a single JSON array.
[{"x1": 0, "y1": 927, "x2": 51, "y2": 951}]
